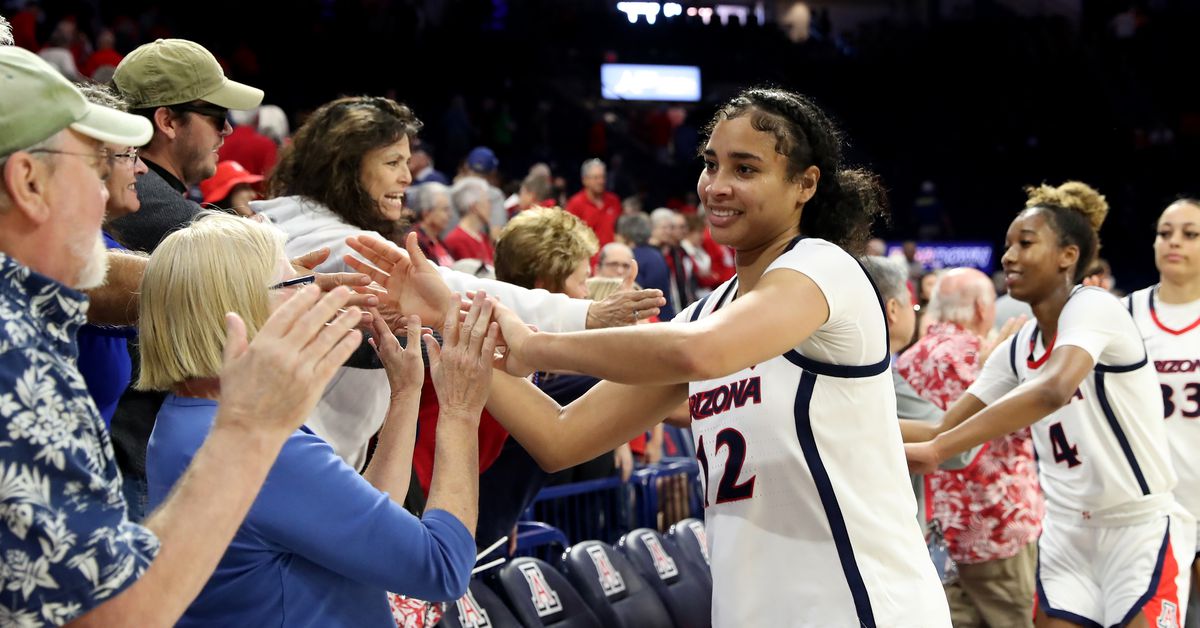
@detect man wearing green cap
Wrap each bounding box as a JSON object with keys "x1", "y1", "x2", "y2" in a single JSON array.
[
  {"x1": 108, "y1": 38, "x2": 264, "y2": 253},
  {"x1": 0, "y1": 47, "x2": 364, "y2": 626}
]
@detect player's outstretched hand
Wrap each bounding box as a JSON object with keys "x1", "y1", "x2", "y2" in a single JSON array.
[
  {"x1": 424, "y1": 292, "x2": 497, "y2": 419},
  {"x1": 485, "y1": 295, "x2": 537, "y2": 378}
]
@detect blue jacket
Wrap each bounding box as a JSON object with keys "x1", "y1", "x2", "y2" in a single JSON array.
[{"x1": 146, "y1": 395, "x2": 475, "y2": 627}]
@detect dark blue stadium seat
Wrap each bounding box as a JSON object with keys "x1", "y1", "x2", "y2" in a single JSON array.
[
  {"x1": 561, "y1": 540, "x2": 673, "y2": 628},
  {"x1": 618, "y1": 528, "x2": 712, "y2": 628},
  {"x1": 667, "y1": 517, "x2": 712, "y2": 588},
  {"x1": 438, "y1": 579, "x2": 522, "y2": 628},
  {"x1": 492, "y1": 557, "x2": 601, "y2": 627}
]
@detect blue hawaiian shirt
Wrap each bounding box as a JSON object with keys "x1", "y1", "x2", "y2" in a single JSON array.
[{"x1": 0, "y1": 254, "x2": 159, "y2": 626}]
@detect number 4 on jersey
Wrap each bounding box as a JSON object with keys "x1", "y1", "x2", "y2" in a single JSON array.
[{"x1": 1048, "y1": 422, "x2": 1082, "y2": 468}]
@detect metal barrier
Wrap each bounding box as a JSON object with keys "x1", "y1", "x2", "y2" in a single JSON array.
[
  {"x1": 520, "y1": 475, "x2": 634, "y2": 546},
  {"x1": 632, "y1": 458, "x2": 704, "y2": 532}
]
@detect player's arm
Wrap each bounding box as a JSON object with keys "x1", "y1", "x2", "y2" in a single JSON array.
[
  {"x1": 485, "y1": 373, "x2": 689, "y2": 472},
  {"x1": 910, "y1": 345, "x2": 1093, "y2": 472},
  {"x1": 495, "y1": 267, "x2": 829, "y2": 386}
]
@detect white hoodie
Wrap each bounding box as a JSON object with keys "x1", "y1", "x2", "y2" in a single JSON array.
[{"x1": 253, "y1": 195, "x2": 590, "y2": 468}]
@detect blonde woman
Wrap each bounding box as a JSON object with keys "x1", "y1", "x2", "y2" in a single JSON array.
[{"x1": 140, "y1": 213, "x2": 497, "y2": 627}]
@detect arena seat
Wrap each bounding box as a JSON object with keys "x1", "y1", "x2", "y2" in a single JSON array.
[
  {"x1": 437, "y1": 579, "x2": 522, "y2": 628},
  {"x1": 492, "y1": 557, "x2": 601, "y2": 627},
  {"x1": 561, "y1": 540, "x2": 673, "y2": 628},
  {"x1": 618, "y1": 528, "x2": 712, "y2": 628},
  {"x1": 667, "y1": 517, "x2": 712, "y2": 588}
]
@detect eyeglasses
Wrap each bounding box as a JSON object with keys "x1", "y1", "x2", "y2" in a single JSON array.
[
  {"x1": 110, "y1": 148, "x2": 140, "y2": 166},
  {"x1": 269, "y1": 274, "x2": 316, "y2": 291},
  {"x1": 170, "y1": 102, "x2": 229, "y2": 130},
  {"x1": 27, "y1": 147, "x2": 113, "y2": 181}
]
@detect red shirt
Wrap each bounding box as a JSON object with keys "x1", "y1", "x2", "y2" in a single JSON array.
[
  {"x1": 411, "y1": 375, "x2": 509, "y2": 495},
  {"x1": 81, "y1": 48, "x2": 123, "y2": 79},
  {"x1": 218, "y1": 125, "x2": 278, "y2": 177},
  {"x1": 896, "y1": 321, "x2": 1044, "y2": 564},
  {"x1": 564, "y1": 190, "x2": 621, "y2": 247},
  {"x1": 444, "y1": 225, "x2": 494, "y2": 264}
]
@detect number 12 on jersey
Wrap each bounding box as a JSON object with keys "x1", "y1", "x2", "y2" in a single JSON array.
[{"x1": 696, "y1": 428, "x2": 757, "y2": 507}]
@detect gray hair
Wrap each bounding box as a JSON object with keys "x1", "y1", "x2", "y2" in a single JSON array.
[
  {"x1": 927, "y1": 269, "x2": 995, "y2": 326},
  {"x1": 580, "y1": 158, "x2": 605, "y2": 179},
  {"x1": 0, "y1": 15, "x2": 13, "y2": 46},
  {"x1": 617, "y1": 213, "x2": 652, "y2": 246},
  {"x1": 859, "y1": 256, "x2": 909, "y2": 304},
  {"x1": 76, "y1": 83, "x2": 128, "y2": 112},
  {"x1": 411, "y1": 181, "x2": 450, "y2": 217},
  {"x1": 451, "y1": 177, "x2": 489, "y2": 216},
  {"x1": 598, "y1": 242, "x2": 632, "y2": 265},
  {"x1": 649, "y1": 207, "x2": 677, "y2": 229}
]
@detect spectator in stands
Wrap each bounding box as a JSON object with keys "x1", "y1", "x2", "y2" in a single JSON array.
[
  {"x1": 504, "y1": 171, "x2": 554, "y2": 218},
  {"x1": 81, "y1": 29, "x2": 123, "y2": 81},
  {"x1": 406, "y1": 182, "x2": 455, "y2": 266},
  {"x1": 141, "y1": 213, "x2": 484, "y2": 625},
  {"x1": 255, "y1": 94, "x2": 665, "y2": 471},
  {"x1": 617, "y1": 212, "x2": 674, "y2": 320},
  {"x1": 410, "y1": 139, "x2": 449, "y2": 186},
  {"x1": 37, "y1": 20, "x2": 81, "y2": 80},
  {"x1": 446, "y1": 177, "x2": 495, "y2": 263},
  {"x1": 565, "y1": 158, "x2": 622, "y2": 247},
  {"x1": 451, "y1": 146, "x2": 506, "y2": 232},
  {"x1": 0, "y1": 46, "x2": 363, "y2": 625},
  {"x1": 650, "y1": 206, "x2": 697, "y2": 315},
  {"x1": 256, "y1": 104, "x2": 290, "y2": 146},
  {"x1": 72, "y1": 84, "x2": 148, "y2": 430},
  {"x1": 218, "y1": 108, "x2": 278, "y2": 176},
  {"x1": 897, "y1": 268, "x2": 1042, "y2": 627},
  {"x1": 199, "y1": 160, "x2": 264, "y2": 217},
  {"x1": 597, "y1": 242, "x2": 636, "y2": 281},
  {"x1": 860, "y1": 257, "x2": 983, "y2": 529},
  {"x1": 109, "y1": 38, "x2": 264, "y2": 253}
]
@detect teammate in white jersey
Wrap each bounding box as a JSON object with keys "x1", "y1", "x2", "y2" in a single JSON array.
[
  {"x1": 470, "y1": 87, "x2": 951, "y2": 627},
  {"x1": 1126, "y1": 198, "x2": 1200, "y2": 600},
  {"x1": 907, "y1": 182, "x2": 1195, "y2": 628}
]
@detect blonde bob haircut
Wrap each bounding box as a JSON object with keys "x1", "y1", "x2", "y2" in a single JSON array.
[
  {"x1": 494, "y1": 207, "x2": 599, "y2": 292},
  {"x1": 138, "y1": 212, "x2": 288, "y2": 391}
]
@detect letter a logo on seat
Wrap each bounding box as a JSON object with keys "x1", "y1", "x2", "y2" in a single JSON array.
[
  {"x1": 686, "y1": 521, "x2": 710, "y2": 564},
  {"x1": 519, "y1": 562, "x2": 563, "y2": 617},
  {"x1": 641, "y1": 533, "x2": 679, "y2": 580},
  {"x1": 586, "y1": 545, "x2": 627, "y2": 596},
  {"x1": 455, "y1": 589, "x2": 492, "y2": 628}
]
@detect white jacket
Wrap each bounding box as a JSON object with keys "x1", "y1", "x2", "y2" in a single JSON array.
[{"x1": 254, "y1": 196, "x2": 590, "y2": 468}]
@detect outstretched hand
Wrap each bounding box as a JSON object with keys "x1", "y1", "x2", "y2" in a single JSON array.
[
  {"x1": 344, "y1": 233, "x2": 452, "y2": 325},
  {"x1": 978, "y1": 314, "x2": 1027, "y2": 364},
  {"x1": 290, "y1": 247, "x2": 377, "y2": 315},
  {"x1": 485, "y1": 295, "x2": 538, "y2": 377},
  {"x1": 218, "y1": 285, "x2": 363, "y2": 436},
  {"x1": 368, "y1": 309, "x2": 426, "y2": 399},
  {"x1": 904, "y1": 441, "x2": 942, "y2": 475},
  {"x1": 424, "y1": 292, "x2": 498, "y2": 418}
]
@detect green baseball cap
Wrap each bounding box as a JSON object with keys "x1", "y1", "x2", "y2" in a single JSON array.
[
  {"x1": 0, "y1": 46, "x2": 152, "y2": 158},
  {"x1": 113, "y1": 38, "x2": 263, "y2": 110}
]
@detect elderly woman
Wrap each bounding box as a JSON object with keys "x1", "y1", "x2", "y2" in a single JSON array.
[
  {"x1": 406, "y1": 181, "x2": 455, "y2": 266},
  {"x1": 139, "y1": 213, "x2": 496, "y2": 626},
  {"x1": 253, "y1": 95, "x2": 664, "y2": 469}
]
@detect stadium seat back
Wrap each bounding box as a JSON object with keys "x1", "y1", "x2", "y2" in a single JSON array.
[
  {"x1": 438, "y1": 579, "x2": 523, "y2": 628},
  {"x1": 618, "y1": 527, "x2": 712, "y2": 628},
  {"x1": 493, "y1": 557, "x2": 601, "y2": 627},
  {"x1": 561, "y1": 540, "x2": 673, "y2": 628},
  {"x1": 667, "y1": 517, "x2": 713, "y2": 588}
]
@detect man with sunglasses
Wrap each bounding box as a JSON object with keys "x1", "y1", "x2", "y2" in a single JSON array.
[{"x1": 107, "y1": 38, "x2": 263, "y2": 254}]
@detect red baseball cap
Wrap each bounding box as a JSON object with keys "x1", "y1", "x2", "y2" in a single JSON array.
[{"x1": 201, "y1": 160, "x2": 264, "y2": 204}]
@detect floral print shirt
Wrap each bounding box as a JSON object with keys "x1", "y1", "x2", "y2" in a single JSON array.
[
  {"x1": 896, "y1": 321, "x2": 1044, "y2": 564},
  {"x1": 0, "y1": 254, "x2": 158, "y2": 626}
]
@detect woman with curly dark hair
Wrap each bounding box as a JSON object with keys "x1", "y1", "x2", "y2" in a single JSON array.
[{"x1": 474, "y1": 86, "x2": 951, "y2": 626}]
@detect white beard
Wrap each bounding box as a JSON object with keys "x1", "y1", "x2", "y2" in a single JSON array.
[{"x1": 73, "y1": 233, "x2": 110, "y2": 290}]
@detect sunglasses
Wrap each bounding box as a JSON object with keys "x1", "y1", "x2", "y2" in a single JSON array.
[{"x1": 170, "y1": 102, "x2": 229, "y2": 129}]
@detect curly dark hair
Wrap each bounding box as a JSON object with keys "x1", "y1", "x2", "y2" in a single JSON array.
[
  {"x1": 268, "y1": 96, "x2": 423, "y2": 235},
  {"x1": 704, "y1": 87, "x2": 888, "y2": 256}
]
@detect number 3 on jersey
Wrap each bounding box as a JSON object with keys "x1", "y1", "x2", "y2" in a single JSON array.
[
  {"x1": 1048, "y1": 422, "x2": 1082, "y2": 468},
  {"x1": 695, "y1": 428, "x2": 757, "y2": 507},
  {"x1": 1161, "y1": 382, "x2": 1200, "y2": 419}
]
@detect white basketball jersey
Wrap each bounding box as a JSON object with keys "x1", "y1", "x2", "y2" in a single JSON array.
[
  {"x1": 969, "y1": 287, "x2": 1175, "y2": 522},
  {"x1": 1126, "y1": 285, "x2": 1200, "y2": 522},
  {"x1": 679, "y1": 238, "x2": 949, "y2": 628}
]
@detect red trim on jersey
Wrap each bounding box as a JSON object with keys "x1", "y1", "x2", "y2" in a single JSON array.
[
  {"x1": 1027, "y1": 330, "x2": 1056, "y2": 369},
  {"x1": 1150, "y1": 288, "x2": 1200, "y2": 336}
]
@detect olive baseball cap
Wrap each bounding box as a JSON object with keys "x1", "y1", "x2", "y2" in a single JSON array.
[
  {"x1": 0, "y1": 47, "x2": 152, "y2": 158},
  {"x1": 113, "y1": 38, "x2": 263, "y2": 110}
]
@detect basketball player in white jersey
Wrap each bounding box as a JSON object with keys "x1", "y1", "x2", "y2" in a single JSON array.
[
  {"x1": 1126, "y1": 198, "x2": 1200, "y2": 608},
  {"x1": 906, "y1": 182, "x2": 1195, "y2": 628},
  {"x1": 471, "y1": 87, "x2": 950, "y2": 627}
]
